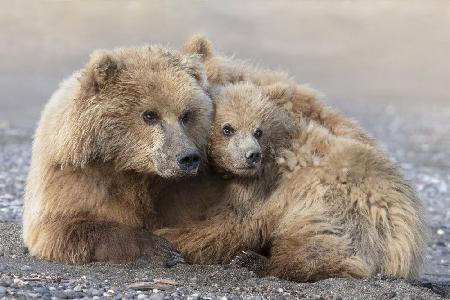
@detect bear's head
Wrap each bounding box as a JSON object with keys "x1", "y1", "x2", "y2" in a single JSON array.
[
  {"x1": 57, "y1": 46, "x2": 213, "y2": 178},
  {"x1": 209, "y1": 82, "x2": 294, "y2": 177}
]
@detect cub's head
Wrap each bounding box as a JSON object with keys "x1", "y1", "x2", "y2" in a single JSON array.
[
  {"x1": 59, "y1": 46, "x2": 213, "y2": 178},
  {"x1": 209, "y1": 82, "x2": 293, "y2": 177}
]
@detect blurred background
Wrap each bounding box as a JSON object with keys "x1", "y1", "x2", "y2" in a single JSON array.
[{"x1": 1, "y1": 0, "x2": 449, "y2": 129}]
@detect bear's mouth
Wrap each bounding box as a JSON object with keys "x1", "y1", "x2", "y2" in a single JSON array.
[
  {"x1": 236, "y1": 165, "x2": 259, "y2": 170},
  {"x1": 233, "y1": 167, "x2": 260, "y2": 178},
  {"x1": 234, "y1": 164, "x2": 261, "y2": 174}
]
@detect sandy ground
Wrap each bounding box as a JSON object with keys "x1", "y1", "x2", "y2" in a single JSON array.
[
  {"x1": 0, "y1": 223, "x2": 447, "y2": 300},
  {"x1": 1, "y1": 1, "x2": 449, "y2": 299}
]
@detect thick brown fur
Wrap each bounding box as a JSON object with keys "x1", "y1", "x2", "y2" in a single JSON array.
[
  {"x1": 155, "y1": 82, "x2": 426, "y2": 282},
  {"x1": 23, "y1": 46, "x2": 213, "y2": 264},
  {"x1": 181, "y1": 35, "x2": 374, "y2": 145}
]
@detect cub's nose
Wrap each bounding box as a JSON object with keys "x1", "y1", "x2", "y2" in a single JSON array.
[
  {"x1": 245, "y1": 150, "x2": 262, "y2": 165},
  {"x1": 176, "y1": 151, "x2": 201, "y2": 174}
]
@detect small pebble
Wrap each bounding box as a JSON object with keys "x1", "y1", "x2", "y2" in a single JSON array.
[
  {"x1": 34, "y1": 287, "x2": 48, "y2": 294},
  {"x1": 114, "y1": 294, "x2": 123, "y2": 300},
  {"x1": 188, "y1": 293, "x2": 200, "y2": 300},
  {"x1": 171, "y1": 291, "x2": 181, "y2": 297},
  {"x1": 437, "y1": 229, "x2": 445, "y2": 235},
  {"x1": 73, "y1": 285, "x2": 82, "y2": 292},
  {"x1": 27, "y1": 292, "x2": 40, "y2": 298},
  {"x1": 20, "y1": 265, "x2": 33, "y2": 271},
  {"x1": 13, "y1": 278, "x2": 26, "y2": 286},
  {"x1": 149, "y1": 293, "x2": 164, "y2": 300},
  {"x1": 90, "y1": 288, "x2": 101, "y2": 296},
  {"x1": 436, "y1": 241, "x2": 446, "y2": 247}
]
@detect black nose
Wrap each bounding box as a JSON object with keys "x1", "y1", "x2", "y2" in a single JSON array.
[
  {"x1": 245, "y1": 150, "x2": 262, "y2": 165},
  {"x1": 176, "y1": 151, "x2": 201, "y2": 173}
]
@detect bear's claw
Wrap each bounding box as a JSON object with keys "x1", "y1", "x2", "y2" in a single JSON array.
[{"x1": 230, "y1": 250, "x2": 268, "y2": 276}]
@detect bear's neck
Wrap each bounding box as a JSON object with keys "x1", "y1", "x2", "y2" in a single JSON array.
[{"x1": 219, "y1": 158, "x2": 282, "y2": 213}]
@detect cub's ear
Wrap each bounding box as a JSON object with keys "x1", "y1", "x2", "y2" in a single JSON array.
[
  {"x1": 82, "y1": 50, "x2": 122, "y2": 93},
  {"x1": 181, "y1": 35, "x2": 214, "y2": 61},
  {"x1": 262, "y1": 82, "x2": 293, "y2": 104}
]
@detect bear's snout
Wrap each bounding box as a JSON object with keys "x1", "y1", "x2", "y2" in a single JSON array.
[
  {"x1": 176, "y1": 150, "x2": 201, "y2": 174},
  {"x1": 245, "y1": 150, "x2": 262, "y2": 166}
]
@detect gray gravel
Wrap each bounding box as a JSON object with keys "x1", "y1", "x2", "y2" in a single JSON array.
[
  {"x1": 0, "y1": 100, "x2": 449, "y2": 299},
  {"x1": 0, "y1": 128, "x2": 29, "y2": 223},
  {"x1": 0, "y1": 224, "x2": 448, "y2": 300}
]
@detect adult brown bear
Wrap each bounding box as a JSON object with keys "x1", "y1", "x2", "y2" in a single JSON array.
[{"x1": 23, "y1": 46, "x2": 213, "y2": 264}]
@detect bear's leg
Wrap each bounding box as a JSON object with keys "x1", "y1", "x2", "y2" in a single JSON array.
[
  {"x1": 267, "y1": 232, "x2": 370, "y2": 282},
  {"x1": 378, "y1": 197, "x2": 426, "y2": 279},
  {"x1": 155, "y1": 216, "x2": 263, "y2": 264},
  {"x1": 155, "y1": 224, "x2": 240, "y2": 264},
  {"x1": 29, "y1": 218, "x2": 183, "y2": 265}
]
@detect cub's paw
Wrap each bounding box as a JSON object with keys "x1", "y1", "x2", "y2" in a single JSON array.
[{"x1": 230, "y1": 250, "x2": 268, "y2": 276}]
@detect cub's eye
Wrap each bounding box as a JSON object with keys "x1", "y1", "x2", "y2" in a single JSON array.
[
  {"x1": 254, "y1": 129, "x2": 263, "y2": 139},
  {"x1": 180, "y1": 111, "x2": 192, "y2": 126},
  {"x1": 222, "y1": 124, "x2": 235, "y2": 137},
  {"x1": 142, "y1": 111, "x2": 159, "y2": 125}
]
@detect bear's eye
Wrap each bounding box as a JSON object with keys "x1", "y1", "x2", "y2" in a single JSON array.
[
  {"x1": 254, "y1": 129, "x2": 263, "y2": 139},
  {"x1": 222, "y1": 124, "x2": 235, "y2": 137},
  {"x1": 180, "y1": 110, "x2": 192, "y2": 126},
  {"x1": 142, "y1": 111, "x2": 159, "y2": 125}
]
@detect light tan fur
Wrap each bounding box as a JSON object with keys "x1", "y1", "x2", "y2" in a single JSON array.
[
  {"x1": 23, "y1": 46, "x2": 213, "y2": 264},
  {"x1": 155, "y1": 82, "x2": 426, "y2": 282},
  {"x1": 181, "y1": 35, "x2": 374, "y2": 145}
]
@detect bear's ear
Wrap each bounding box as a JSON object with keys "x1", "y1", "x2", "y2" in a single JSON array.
[
  {"x1": 183, "y1": 55, "x2": 208, "y2": 89},
  {"x1": 262, "y1": 83, "x2": 293, "y2": 104},
  {"x1": 82, "y1": 50, "x2": 122, "y2": 93},
  {"x1": 181, "y1": 35, "x2": 214, "y2": 61}
]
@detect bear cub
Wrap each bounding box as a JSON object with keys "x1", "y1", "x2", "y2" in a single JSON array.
[{"x1": 156, "y1": 82, "x2": 425, "y2": 282}]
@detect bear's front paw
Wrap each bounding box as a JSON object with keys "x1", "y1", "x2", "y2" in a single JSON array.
[
  {"x1": 140, "y1": 233, "x2": 185, "y2": 267},
  {"x1": 230, "y1": 250, "x2": 269, "y2": 276}
]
